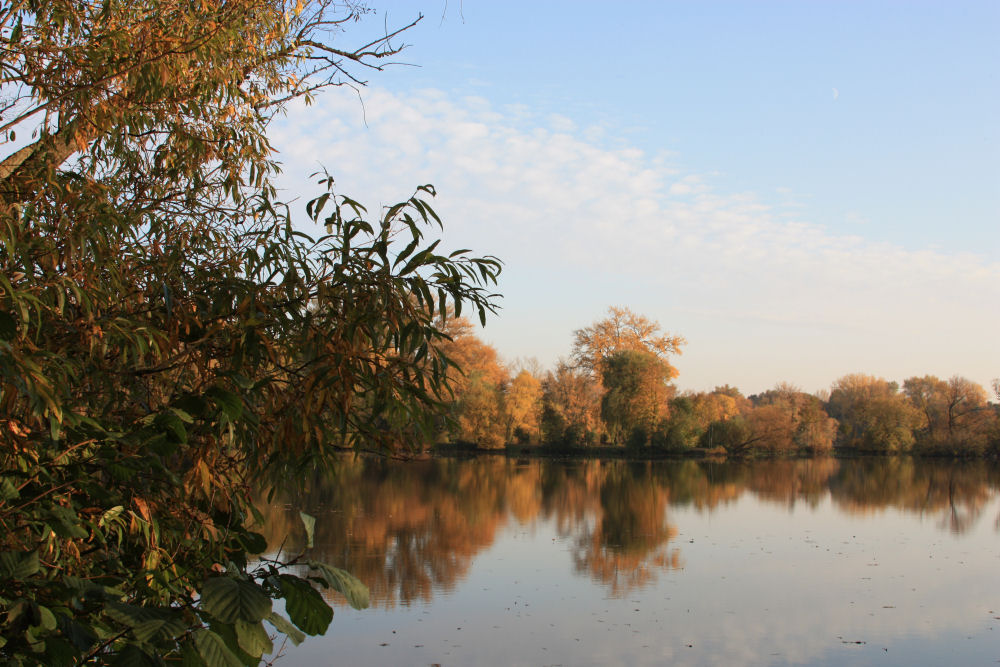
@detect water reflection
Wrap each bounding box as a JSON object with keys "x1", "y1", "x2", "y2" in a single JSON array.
[
  {"x1": 829, "y1": 457, "x2": 998, "y2": 533},
  {"x1": 257, "y1": 457, "x2": 1000, "y2": 605},
  {"x1": 559, "y1": 463, "x2": 680, "y2": 596}
]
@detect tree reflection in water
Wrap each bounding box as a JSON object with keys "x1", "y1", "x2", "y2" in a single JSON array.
[
  {"x1": 571, "y1": 463, "x2": 681, "y2": 596},
  {"x1": 256, "y1": 456, "x2": 999, "y2": 605}
]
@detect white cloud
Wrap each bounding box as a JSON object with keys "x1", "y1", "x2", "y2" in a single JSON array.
[{"x1": 271, "y1": 88, "x2": 1000, "y2": 394}]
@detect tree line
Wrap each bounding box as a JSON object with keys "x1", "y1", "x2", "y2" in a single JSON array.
[{"x1": 436, "y1": 306, "x2": 1000, "y2": 456}]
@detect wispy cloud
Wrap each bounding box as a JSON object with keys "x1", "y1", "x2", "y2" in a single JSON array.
[{"x1": 271, "y1": 88, "x2": 1000, "y2": 393}]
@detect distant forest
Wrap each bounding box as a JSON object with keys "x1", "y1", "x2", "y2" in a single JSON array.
[{"x1": 433, "y1": 307, "x2": 1000, "y2": 456}]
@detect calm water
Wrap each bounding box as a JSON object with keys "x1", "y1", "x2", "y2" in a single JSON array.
[{"x1": 258, "y1": 457, "x2": 1000, "y2": 666}]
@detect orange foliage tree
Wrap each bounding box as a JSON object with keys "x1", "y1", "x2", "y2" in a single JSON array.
[{"x1": 571, "y1": 306, "x2": 685, "y2": 381}]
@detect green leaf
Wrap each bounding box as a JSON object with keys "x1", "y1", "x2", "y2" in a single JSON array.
[
  {"x1": 98, "y1": 505, "x2": 126, "y2": 528},
  {"x1": 0, "y1": 477, "x2": 19, "y2": 501},
  {"x1": 263, "y1": 611, "x2": 305, "y2": 646},
  {"x1": 179, "y1": 641, "x2": 205, "y2": 667},
  {"x1": 48, "y1": 505, "x2": 89, "y2": 539},
  {"x1": 307, "y1": 561, "x2": 369, "y2": 610},
  {"x1": 111, "y1": 643, "x2": 158, "y2": 667},
  {"x1": 169, "y1": 407, "x2": 194, "y2": 423},
  {"x1": 278, "y1": 575, "x2": 332, "y2": 636},
  {"x1": 33, "y1": 605, "x2": 57, "y2": 631},
  {"x1": 298, "y1": 511, "x2": 315, "y2": 549},
  {"x1": 206, "y1": 387, "x2": 243, "y2": 421},
  {"x1": 154, "y1": 411, "x2": 187, "y2": 444},
  {"x1": 42, "y1": 636, "x2": 76, "y2": 666},
  {"x1": 234, "y1": 619, "x2": 272, "y2": 658},
  {"x1": 58, "y1": 616, "x2": 96, "y2": 652},
  {"x1": 131, "y1": 616, "x2": 187, "y2": 643},
  {"x1": 194, "y1": 629, "x2": 244, "y2": 667},
  {"x1": 200, "y1": 577, "x2": 271, "y2": 624},
  {"x1": 105, "y1": 602, "x2": 174, "y2": 628},
  {"x1": 0, "y1": 550, "x2": 39, "y2": 579}
]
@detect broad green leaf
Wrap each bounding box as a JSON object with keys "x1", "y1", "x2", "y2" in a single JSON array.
[
  {"x1": 43, "y1": 636, "x2": 77, "y2": 666},
  {"x1": 48, "y1": 505, "x2": 89, "y2": 539},
  {"x1": 111, "y1": 643, "x2": 158, "y2": 667},
  {"x1": 154, "y1": 411, "x2": 187, "y2": 443},
  {"x1": 263, "y1": 611, "x2": 305, "y2": 646},
  {"x1": 59, "y1": 616, "x2": 97, "y2": 652},
  {"x1": 278, "y1": 575, "x2": 332, "y2": 636},
  {"x1": 194, "y1": 629, "x2": 243, "y2": 667},
  {"x1": 131, "y1": 617, "x2": 187, "y2": 643},
  {"x1": 0, "y1": 550, "x2": 39, "y2": 579},
  {"x1": 307, "y1": 561, "x2": 369, "y2": 610},
  {"x1": 200, "y1": 577, "x2": 271, "y2": 624},
  {"x1": 179, "y1": 641, "x2": 205, "y2": 667},
  {"x1": 234, "y1": 619, "x2": 272, "y2": 658},
  {"x1": 105, "y1": 602, "x2": 172, "y2": 628},
  {"x1": 0, "y1": 477, "x2": 19, "y2": 501},
  {"x1": 298, "y1": 511, "x2": 315, "y2": 549},
  {"x1": 33, "y1": 605, "x2": 57, "y2": 631},
  {"x1": 206, "y1": 386, "x2": 243, "y2": 421}
]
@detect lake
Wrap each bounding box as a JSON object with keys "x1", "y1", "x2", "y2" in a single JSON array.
[{"x1": 258, "y1": 456, "x2": 1000, "y2": 666}]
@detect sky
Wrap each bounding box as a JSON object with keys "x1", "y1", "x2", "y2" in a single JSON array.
[{"x1": 271, "y1": 1, "x2": 999, "y2": 396}]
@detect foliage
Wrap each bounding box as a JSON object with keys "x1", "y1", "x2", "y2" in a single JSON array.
[
  {"x1": 600, "y1": 350, "x2": 672, "y2": 446},
  {"x1": 651, "y1": 397, "x2": 701, "y2": 451},
  {"x1": 504, "y1": 370, "x2": 543, "y2": 444},
  {"x1": 0, "y1": 1, "x2": 502, "y2": 663},
  {"x1": 433, "y1": 316, "x2": 508, "y2": 449},
  {"x1": 748, "y1": 385, "x2": 837, "y2": 454},
  {"x1": 571, "y1": 306, "x2": 685, "y2": 381},
  {"x1": 828, "y1": 375, "x2": 919, "y2": 452},
  {"x1": 701, "y1": 416, "x2": 751, "y2": 452},
  {"x1": 455, "y1": 376, "x2": 506, "y2": 449},
  {"x1": 653, "y1": 389, "x2": 746, "y2": 452},
  {"x1": 540, "y1": 362, "x2": 603, "y2": 447},
  {"x1": 904, "y1": 375, "x2": 998, "y2": 454}
]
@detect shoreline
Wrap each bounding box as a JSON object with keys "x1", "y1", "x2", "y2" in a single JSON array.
[{"x1": 344, "y1": 443, "x2": 1000, "y2": 463}]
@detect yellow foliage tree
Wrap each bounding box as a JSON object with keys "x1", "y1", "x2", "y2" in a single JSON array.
[
  {"x1": 504, "y1": 370, "x2": 543, "y2": 443},
  {"x1": 571, "y1": 306, "x2": 685, "y2": 381}
]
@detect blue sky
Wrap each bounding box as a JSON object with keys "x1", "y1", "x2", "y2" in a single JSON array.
[{"x1": 273, "y1": 1, "x2": 999, "y2": 395}]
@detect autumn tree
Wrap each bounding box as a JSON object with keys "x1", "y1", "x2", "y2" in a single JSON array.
[
  {"x1": 653, "y1": 396, "x2": 702, "y2": 451},
  {"x1": 904, "y1": 375, "x2": 997, "y2": 454},
  {"x1": 749, "y1": 384, "x2": 838, "y2": 453},
  {"x1": 504, "y1": 370, "x2": 543, "y2": 444},
  {"x1": 696, "y1": 388, "x2": 747, "y2": 423},
  {"x1": 0, "y1": 2, "x2": 502, "y2": 663},
  {"x1": 571, "y1": 306, "x2": 685, "y2": 381},
  {"x1": 540, "y1": 362, "x2": 603, "y2": 447},
  {"x1": 600, "y1": 349, "x2": 672, "y2": 446},
  {"x1": 904, "y1": 375, "x2": 951, "y2": 443},
  {"x1": 432, "y1": 316, "x2": 508, "y2": 448},
  {"x1": 827, "y1": 374, "x2": 919, "y2": 452},
  {"x1": 652, "y1": 387, "x2": 745, "y2": 452}
]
